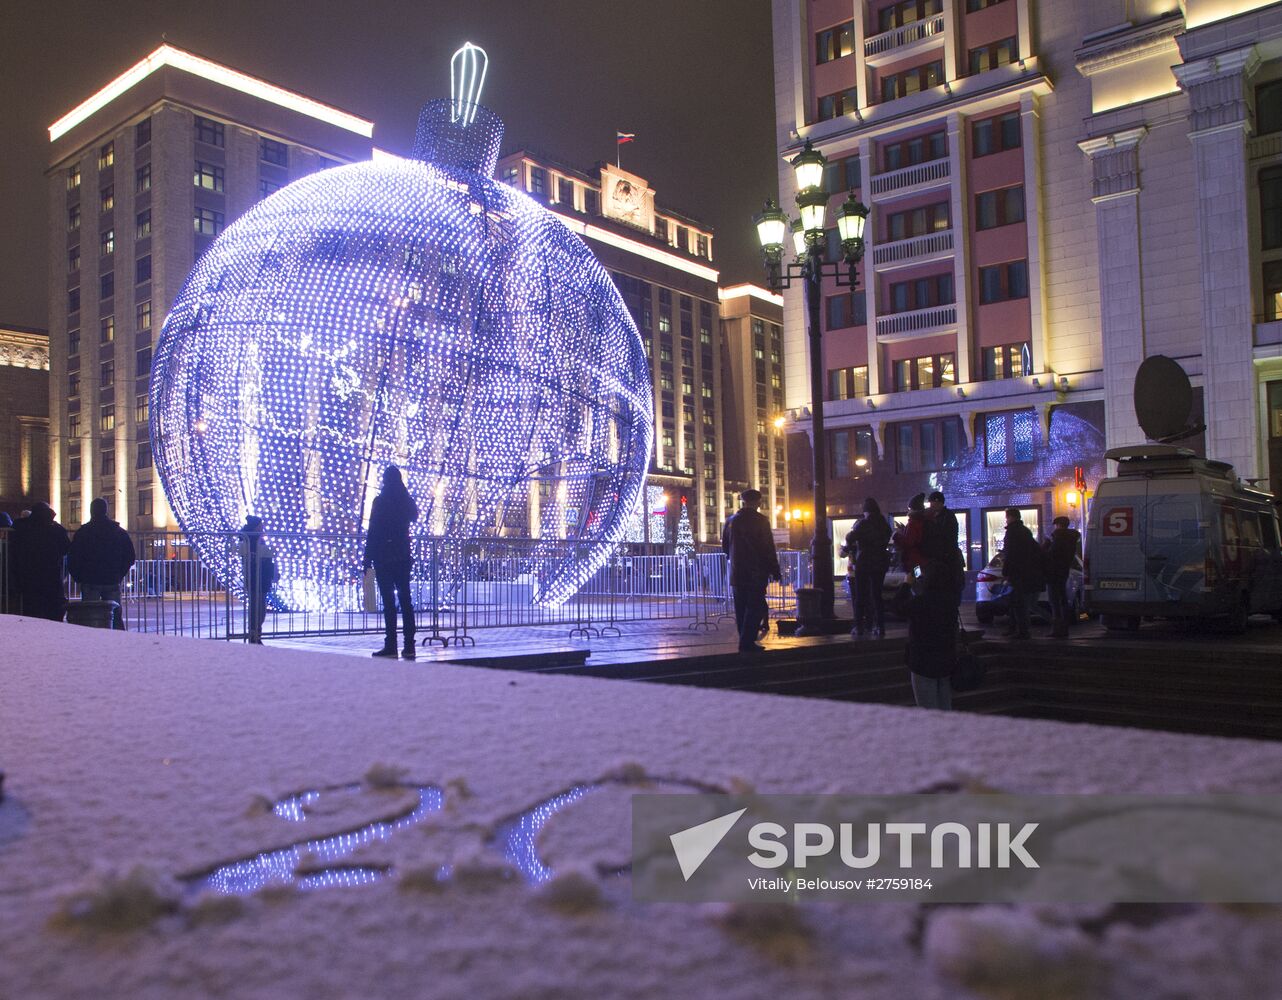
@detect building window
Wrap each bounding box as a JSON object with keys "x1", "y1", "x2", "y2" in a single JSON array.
[
  {"x1": 985, "y1": 409, "x2": 1037, "y2": 466},
  {"x1": 101, "y1": 450, "x2": 116, "y2": 476},
  {"x1": 824, "y1": 155, "x2": 862, "y2": 193},
  {"x1": 528, "y1": 167, "x2": 547, "y2": 198},
  {"x1": 972, "y1": 110, "x2": 1021, "y2": 156},
  {"x1": 816, "y1": 20, "x2": 855, "y2": 63},
  {"x1": 831, "y1": 430, "x2": 852, "y2": 478},
  {"x1": 100, "y1": 229, "x2": 114, "y2": 255},
  {"x1": 138, "y1": 489, "x2": 153, "y2": 517},
  {"x1": 136, "y1": 117, "x2": 151, "y2": 147},
  {"x1": 261, "y1": 138, "x2": 288, "y2": 166},
  {"x1": 584, "y1": 188, "x2": 600, "y2": 215},
  {"x1": 892, "y1": 352, "x2": 956, "y2": 391},
  {"x1": 194, "y1": 207, "x2": 225, "y2": 236},
  {"x1": 195, "y1": 161, "x2": 225, "y2": 192},
  {"x1": 136, "y1": 163, "x2": 151, "y2": 194},
  {"x1": 69, "y1": 413, "x2": 81, "y2": 440},
  {"x1": 968, "y1": 37, "x2": 1017, "y2": 75},
  {"x1": 894, "y1": 418, "x2": 961, "y2": 472},
  {"x1": 135, "y1": 255, "x2": 151, "y2": 284},
  {"x1": 1263, "y1": 260, "x2": 1282, "y2": 319},
  {"x1": 136, "y1": 209, "x2": 151, "y2": 239},
  {"x1": 1258, "y1": 81, "x2": 1282, "y2": 137},
  {"x1": 137, "y1": 442, "x2": 153, "y2": 469},
  {"x1": 982, "y1": 342, "x2": 1031, "y2": 380},
  {"x1": 68, "y1": 205, "x2": 80, "y2": 231},
  {"x1": 879, "y1": 0, "x2": 942, "y2": 32},
  {"x1": 978, "y1": 260, "x2": 1029, "y2": 304},
  {"x1": 828, "y1": 365, "x2": 869, "y2": 400},
  {"x1": 68, "y1": 246, "x2": 80, "y2": 272},
  {"x1": 100, "y1": 272, "x2": 115, "y2": 300},
  {"x1": 100, "y1": 186, "x2": 114, "y2": 212},
  {"x1": 100, "y1": 315, "x2": 114, "y2": 343},
  {"x1": 68, "y1": 287, "x2": 80, "y2": 313},
  {"x1": 817, "y1": 87, "x2": 859, "y2": 121},
  {"x1": 887, "y1": 272, "x2": 954, "y2": 313},
  {"x1": 883, "y1": 132, "x2": 946, "y2": 173},
  {"x1": 501, "y1": 165, "x2": 519, "y2": 186},
  {"x1": 98, "y1": 142, "x2": 114, "y2": 169},
  {"x1": 966, "y1": 0, "x2": 1009, "y2": 9},
  {"x1": 136, "y1": 393, "x2": 149, "y2": 424},
  {"x1": 69, "y1": 458, "x2": 81, "y2": 482},
  {"x1": 975, "y1": 185, "x2": 1025, "y2": 229},
  {"x1": 67, "y1": 165, "x2": 81, "y2": 190},
  {"x1": 880, "y1": 61, "x2": 944, "y2": 102},
  {"x1": 556, "y1": 177, "x2": 574, "y2": 206},
  {"x1": 100, "y1": 359, "x2": 114, "y2": 389},
  {"x1": 100, "y1": 404, "x2": 116, "y2": 433},
  {"x1": 825, "y1": 291, "x2": 867, "y2": 329},
  {"x1": 69, "y1": 370, "x2": 81, "y2": 397},
  {"x1": 885, "y1": 201, "x2": 949, "y2": 241},
  {"x1": 696, "y1": 234, "x2": 710, "y2": 259},
  {"x1": 68, "y1": 328, "x2": 80, "y2": 355},
  {"x1": 137, "y1": 300, "x2": 151, "y2": 331},
  {"x1": 655, "y1": 217, "x2": 669, "y2": 243},
  {"x1": 195, "y1": 116, "x2": 224, "y2": 146},
  {"x1": 1261, "y1": 166, "x2": 1282, "y2": 250}
]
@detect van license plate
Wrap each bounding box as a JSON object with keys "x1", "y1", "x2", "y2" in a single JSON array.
[{"x1": 1097, "y1": 579, "x2": 1140, "y2": 590}]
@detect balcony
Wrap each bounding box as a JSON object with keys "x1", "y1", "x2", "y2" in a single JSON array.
[
  {"x1": 869, "y1": 157, "x2": 951, "y2": 201},
  {"x1": 1249, "y1": 133, "x2": 1282, "y2": 162},
  {"x1": 864, "y1": 14, "x2": 945, "y2": 65},
  {"x1": 875, "y1": 304, "x2": 957, "y2": 342},
  {"x1": 871, "y1": 228, "x2": 954, "y2": 270}
]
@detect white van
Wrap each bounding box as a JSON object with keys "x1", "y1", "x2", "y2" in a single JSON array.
[{"x1": 1085, "y1": 445, "x2": 1282, "y2": 631}]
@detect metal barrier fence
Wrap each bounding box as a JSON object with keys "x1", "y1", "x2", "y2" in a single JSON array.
[{"x1": 0, "y1": 527, "x2": 814, "y2": 644}]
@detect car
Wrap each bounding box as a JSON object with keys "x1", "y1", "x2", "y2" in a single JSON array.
[{"x1": 974, "y1": 551, "x2": 1084, "y2": 626}]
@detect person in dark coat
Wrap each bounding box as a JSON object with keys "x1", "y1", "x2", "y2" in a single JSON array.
[
  {"x1": 237, "y1": 515, "x2": 275, "y2": 645},
  {"x1": 721, "y1": 488, "x2": 781, "y2": 653},
  {"x1": 11, "y1": 502, "x2": 70, "y2": 622},
  {"x1": 894, "y1": 558, "x2": 956, "y2": 710},
  {"x1": 1000, "y1": 508, "x2": 1043, "y2": 640},
  {"x1": 844, "y1": 497, "x2": 892, "y2": 638},
  {"x1": 68, "y1": 498, "x2": 136, "y2": 629},
  {"x1": 363, "y1": 465, "x2": 419, "y2": 659},
  {"x1": 1044, "y1": 515, "x2": 1082, "y2": 638},
  {"x1": 926, "y1": 490, "x2": 966, "y2": 614},
  {"x1": 893, "y1": 493, "x2": 929, "y2": 574}
]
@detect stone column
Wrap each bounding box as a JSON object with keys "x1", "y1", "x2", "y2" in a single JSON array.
[
  {"x1": 1174, "y1": 47, "x2": 1261, "y2": 477},
  {"x1": 1077, "y1": 127, "x2": 1148, "y2": 452},
  {"x1": 1021, "y1": 93, "x2": 1049, "y2": 379},
  {"x1": 860, "y1": 136, "x2": 881, "y2": 394},
  {"x1": 947, "y1": 112, "x2": 973, "y2": 383}
]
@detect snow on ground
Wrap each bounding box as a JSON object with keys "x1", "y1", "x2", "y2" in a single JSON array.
[{"x1": 2, "y1": 615, "x2": 1282, "y2": 998}]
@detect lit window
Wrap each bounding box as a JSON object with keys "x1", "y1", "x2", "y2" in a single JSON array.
[
  {"x1": 100, "y1": 229, "x2": 114, "y2": 255},
  {"x1": 67, "y1": 165, "x2": 81, "y2": 190},
  {"x1": 100, "y1": 316, "x2": 115, "y2": 343},
  {"x1": 968, "y1": 36, "x2": 1017, "y2": 75},
  {"x1": 137, "y1": 300, "x2": 152, "y2": 331},
  {"x1": 100, "y1": 404, "x2": 116, "y2": 433},
  {"x1": 195, "y1": 161, "x2": 225, "y2": 192},
  {"x1": 98, "y1": 142, "x2": 114, "y2": 169},
  {"x1": 135, "y1": 394, "x2": 149, "y2": 424},
  {"x1": 816, "y1": 21, "x2": 855, "y2": 64},
  {"x1": 194, "y1": 207, "x2": 225, "y2": 236},
  {"x1": 100, "y1": 186, "x2": 114, "y2": 211}
]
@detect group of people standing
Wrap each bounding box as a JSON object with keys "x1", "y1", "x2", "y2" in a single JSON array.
[{"x1": 3, "y1": 498, "x2": 135, "y2": 626}]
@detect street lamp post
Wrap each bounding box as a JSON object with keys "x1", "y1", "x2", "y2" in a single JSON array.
[{"x1": 753, "y1": 140, "x2": 868, "y2": 632}]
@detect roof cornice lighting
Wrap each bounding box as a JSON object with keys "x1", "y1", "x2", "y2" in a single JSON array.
[
  {"x1": 553, "y1": 211, "x2": 719, "y2": 283},
  {"x1": 718, "y1": 284, "x2": 784, "y2": 307},
  {"x1": 49, "y1": 44, "x2": 374, "y2": 142}
]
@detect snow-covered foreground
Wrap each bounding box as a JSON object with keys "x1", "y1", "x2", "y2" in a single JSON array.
[{"x1": 1, "y1": 616, "x2": 1280, "y2": 999}]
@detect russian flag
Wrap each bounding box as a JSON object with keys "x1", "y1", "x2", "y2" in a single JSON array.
[{"x1": 616, "y1": 131, "x2": 636, "y2": 144}]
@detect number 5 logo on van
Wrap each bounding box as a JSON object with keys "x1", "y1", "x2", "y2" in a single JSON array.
[{"x1": 1103, "y1": 507, "x2": 1134, "y2": 537}]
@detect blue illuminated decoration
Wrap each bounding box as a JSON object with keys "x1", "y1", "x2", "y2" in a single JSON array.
[{"x1": 150, "y1": 45, "x2": 654, "y2": 611}]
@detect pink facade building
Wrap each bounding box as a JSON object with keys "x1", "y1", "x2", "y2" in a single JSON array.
[{"x1": 772, "y1": 0, "x2": 1282, "y2": 570}]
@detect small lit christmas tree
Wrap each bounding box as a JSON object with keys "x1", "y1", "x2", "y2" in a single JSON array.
[{"x1": 675, "y1": 497, "x2": 695, "y2": 557}]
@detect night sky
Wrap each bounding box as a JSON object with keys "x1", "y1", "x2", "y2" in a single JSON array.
[{"x1": 0, "y1": 0, "x2": 779, "y2": 331}]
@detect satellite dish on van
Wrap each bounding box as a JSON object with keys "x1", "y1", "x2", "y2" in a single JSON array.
[{"x1": 1134, "y1": 355, "x2": 1198, "y2": 442}]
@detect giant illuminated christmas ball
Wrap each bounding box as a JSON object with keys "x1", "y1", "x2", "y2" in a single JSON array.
[{"x1": 151, "y1": 46, "x2": 653, "y2": 610}]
